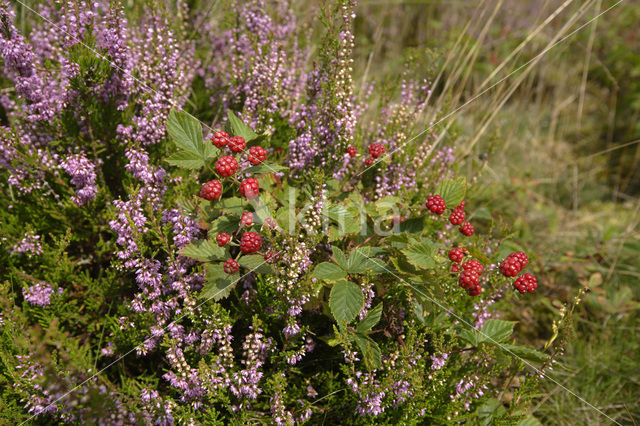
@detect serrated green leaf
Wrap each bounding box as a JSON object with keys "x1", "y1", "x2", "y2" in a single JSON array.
[
  {"x1": 179, "y1": 239, "x2": 225, "y2": 262},
  {"x1": 311, "y1": 262, "x2": 347, "y2": 281},
  {"x1": 517, "y1": 415, "x2": 542, "y2": 426},
  {"x1": 243, "y1": 162, "x2": 288, "y2": 174},
  {"x1": 331, "y1": 246, "x2": 349, "y2": 270},
  {"x1": 202, "y1": 141, "x2": 220, "y2": 159},
  {"x1": 165, "y1": 150, "x2": 205, "y2": 169},
  {"x1": 201, "y1": 264, "x2": 237, "y2": 301},
  {"x1": 238, "y1": 254, "x2": 273, "y2": 275},
  {"x1": 346, "y1": 247, "x2": 387, "y2": 274},
  {"x1": 329, "y1": 280, "x2": 364, "y2": 326},
  {"x1": 217, "y1": 197, "x2": 245, "y2": 215},
  {"x1": 398, "y1": 216, "x2": 427, "y2": 234},
  {"x1": 353, "y1": 334, "x2": 382, "y2": 371},
  {"x1": 227, "y1": 110, "x2": 259, "y2": 142},
  {"x1": 375, "y1": 195, "x2": 401, "y2": 214},
  {"x1": 500, "y1": 344, "x2": 549, "y2": 363},
  {"x1": 167, "y1": 109, "x2": 204, "y2": 155},
  {"x1": 435, "y1": 177, "x2": 466, "y2": 207},
  {"x1": 356, "y1": 303, "x2": 383, "y2": 333},
  {"x1": 208, "y1": 215, "x2": 237, "y2": 236},
  {"x1": 457, "y1": 328, "x2": 480, "y2": 346},
  {"x1": 402, "y1": 242, "x2": 437, "y2": 269},
  {"x1": 480, "y1": 319, "x2": 517, "y2": 343}
]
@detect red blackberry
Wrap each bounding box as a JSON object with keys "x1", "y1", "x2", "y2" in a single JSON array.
[
  {"x1": 459, "y1": 270, "x2": 480, "y2": 289},
  {"x1": 215, "y1": 155, "x2": 239, "y2": 177},
  {"x1": 239, "y1": 178, "x2": 260, "y2": 199},
  {"x1": 264, "y1": 217, "x2": 277, "y2": 229},
  {"x1": 228, "y1": 136, "x2": 246, "y2": 153},
  {"x1": 223, "y1": 258, "x2": 239, "y2": 274},
  {"x1": 499, "y1": 253, "x2": 525, "y2": 277},
  {"x1": 513, "y1": 251, "x2": 528, "y2": 268},
  {"x1": 216, "y1": 232, "x2": 231, "y2": 246},
  {"x1": 449, "y1": 208, "x2": 465, "y2": 225},
  {"x1": 212, "y1": 131, "x2": 230, "y2": 148},
  {"x1": 347, "y1": 146, "x2": 357, "y2": 158},
  {"x1": 265, "y1": 249, "x2": 281, "y2": 264},
  {"x1": 462, "y1": 259, "x2": 484, "y2": 274},
  {"x1": 364, "y1": 156, "x2": 374, "y2": 166},
  {"x1": 451, "y1": 263, "x2": 461, "y2": 273},
  {"x1": 200, "y1": 180, "x2": 222, "y2": 200},
  {"x1": 468, "y1": 285, "x2": 482, "y2": 296},
  {"x1": 448, "y1": 247, "x2": 467, "y2": 263},
  {"x1": 247, "y1": 146, "x2": 267, "y2": 165},
  {"x1": 513, "y1": 273, "x2": 537, "y2": 294},
  {"x1": 460, "y1": 222, "x2": 474, "y2": 236},
  {"x1": 240, "y1": 212, "x2": 254, "y2": 226},
  {"x1": 368, "y1": 143, "x2": 386, "y2": 158},
  {"x1": 240, "y1": 232, "x2": 262, "y2": 254},
  {"x1": 426, "y1": 195, "x2": 446, "y2": 215}
]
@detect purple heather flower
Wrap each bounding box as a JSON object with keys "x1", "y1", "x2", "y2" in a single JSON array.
[{"x1": 22, "y1": 282, "x2": 55, "y2": 307}]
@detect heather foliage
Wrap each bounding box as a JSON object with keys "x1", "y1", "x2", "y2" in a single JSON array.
[{"x1": 0, "y1": 1, "x2": 571, "y2": 424}]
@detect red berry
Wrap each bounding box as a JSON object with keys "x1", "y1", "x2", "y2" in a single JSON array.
[
  {"x1": 264, "y1": 217, "x2": 277, "y2": 229},
  {"x1": 460, "y1": 222, "x2": 474, "y2": 236},
  {"x1": 200, "y1": 180, "x2": 222, "y2": 200},
  {"x1": 240, "y1": 212, "x2": 254, "y2": 226},
  {"x1": 265, "y1": 249, "x2": 281, "y2": 264},
  {"x1": 449, "y1": 208, "x2": 466, "y2": 225},
  {"x1": 364, "y1": 156, "x2": 374, "y2": 166},
  {"x1": 462, "y1": 259, "x2": 484, "y2": 274},
  {"x1": 347, "y1": 146, "x2": 357, "y2": 158},
  {"x1": 451, "y1": 263, "x2": 460, "y2": 272},
  {"x1": 513, "y1": 251, "x2": 528, "y2": 268},
  {"x1": 448, "y1": 248, "x2": 467, "y2": 263},
  {"x1": 513, "y1": 273, "x2": 537, "y2": 294},
  {"x1": 228, "y1": 136, "x2": 246, "y2": 153},
  {"x1": 468, "y1": 285, "x2": 482, "y2": 296},
  {"x1": 240, "y1": 232, "x2": 262, "y2": 254},
  {"x1": 368, "y1": 142, "x2": 386, "y2": 158},
  {"x1": 239, "y1": 178, "x2": 260, "y2": 199},
  {"x1": 215, "y1": 155, "x2": 239, "y2": 177},
  {"x1": 456, "y1": 201, "x2": 466, "y2": 210},
  {"x1": 499, "y1": 253, "x2": 527, "y2": 277},
  {"x1": 216, "y1": 232, "x2": 231, "y2": 246},
  {"x1": 426, "y1": 195, "x2": 446, "y2": 215},
  {"x1": 212, "y1": 131, "x2": 230, "y2": 148},
  {"x1": 223, "y1": 258, "x2": 239, "y2": 274},
  {"x1": 247, "y1": 146, "x2": 267, "y2": 165},
  {"x1": 459, "y1": 270, "x2": 480, "y2": 289}
]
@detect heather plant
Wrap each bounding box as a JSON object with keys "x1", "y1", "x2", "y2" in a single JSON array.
[{"x1": 0, "y1": 0, "x2": 577, "y2": 424}]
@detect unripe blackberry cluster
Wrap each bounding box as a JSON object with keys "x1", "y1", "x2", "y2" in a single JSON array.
[
  {"x1": 448, "y1": 247, "x2": 467, "y2": 263},
  {"x1": 216, "y1": 232, "x2": 231, "y2": 246},
  {"x1": 449, "y1": 203, "x2": 466, "y2": 225},
  {"x1": 247, "y1": 146, "x2": 267, "y2": 165},
  {"x1": 460, "y1": 221, "x2": 474, "y2": 236},
  {"x1": 239, "y1": 178, "x2": 260, "y2": 199},
  {"x1": 212, "y1": 131, "x2": 230, "y2": 148},
  {"x1": 368, "y1": 142, "x2": 385, "y2": 158},
  {"x1": 347, "y1": 146, "x2": 357, "y2": 158},
  {"x1": 450, "y1": 253, "x2": 485, "y2": 296},
  {"x1": 240, "y1": 212, "x2": 254, "y2": 226},
  {"x1": 224, "y1": 258, "x2": 239, "y2": 274},
  {"x1": 513, "y1": 273, "x2": 537, "y2": 294},
  {"x1": 215, "y1": 155, "x2": 239, "y2": 177},
  {"x1": 200, "y1": 180, "x2": 222, "y2": 200},
  {"x1": 426, "y1": 195, "x2": 446, "y2": 215},
  {"x1": 499, "y1": 251, "x2": 538, "y2": 294},
  {"x1": 240, "y1": 232, "x2": 262, "y2": 254},
  {"x1": 264, "y1": 249, "x2": 281, "y2": 264},
  {"x1": 228, "y1": 136, "x2": 246, "y2": 153},
  {"x1": 499, "y1": 251, "x2": 528, "y2": 277}
]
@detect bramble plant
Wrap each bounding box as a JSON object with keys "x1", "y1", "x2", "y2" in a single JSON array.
[{"x1": 0, "y1": 0, "x2": 573, "y2": 424}]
